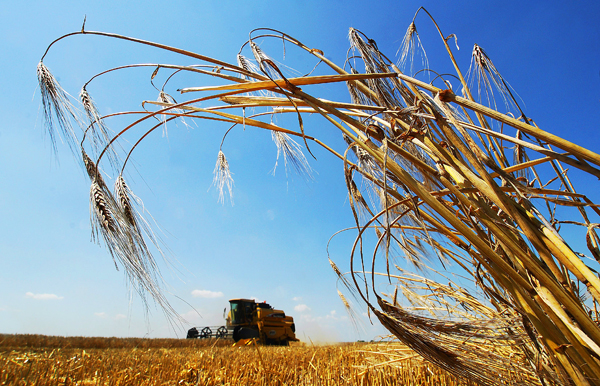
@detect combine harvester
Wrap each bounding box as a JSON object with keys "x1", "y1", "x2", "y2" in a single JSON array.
[{"x1": 187, "y1": 298, "x2": 299, "y2": 345}]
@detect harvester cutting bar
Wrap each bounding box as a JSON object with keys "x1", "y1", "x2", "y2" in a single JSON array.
[{"x1": 186, "y1": 325, "x2": 230, "y2": 339}]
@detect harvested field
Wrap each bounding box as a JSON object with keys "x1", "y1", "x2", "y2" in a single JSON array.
[{"x1": 1, "y1": 334, "x2": 475, "y2": 385}]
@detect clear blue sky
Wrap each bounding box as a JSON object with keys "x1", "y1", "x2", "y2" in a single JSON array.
[{"x1": 1, "y1": 0, "x2": 599, "y2": 342}]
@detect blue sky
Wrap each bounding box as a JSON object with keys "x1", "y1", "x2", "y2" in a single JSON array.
[{"x1": 1, "y1": 1, "x2": 599, "y2": 342}]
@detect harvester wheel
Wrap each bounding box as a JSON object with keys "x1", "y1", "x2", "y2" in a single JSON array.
[
  {"x1": 216, "y1": 326, "x2": 227, "y2": 339},
  {"x1": 232, "y1": 326, "x2": 241, "y2": 342},
  {"x1": 200, "y1": 327, "x2": 212, "y2": 339},
  {"x1": 233, "y1": 326, "x2": 259, "y2": 342}
]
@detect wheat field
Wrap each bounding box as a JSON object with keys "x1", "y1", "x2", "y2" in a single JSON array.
[{"x1": 1, "y1": 334, "x2": 475, "y2": 385}]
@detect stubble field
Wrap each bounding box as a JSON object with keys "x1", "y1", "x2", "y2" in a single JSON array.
[{"x1": 1, "y1": 334, "x2": 474, "y2": 385}]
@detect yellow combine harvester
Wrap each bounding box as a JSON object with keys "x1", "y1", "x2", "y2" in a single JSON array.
[
  {"x1": 228, "y1": 298, "x2": 299, "y2": 346},
  {"x1": 186, "y1": 298, "x2": 299, "y2": 345}
]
